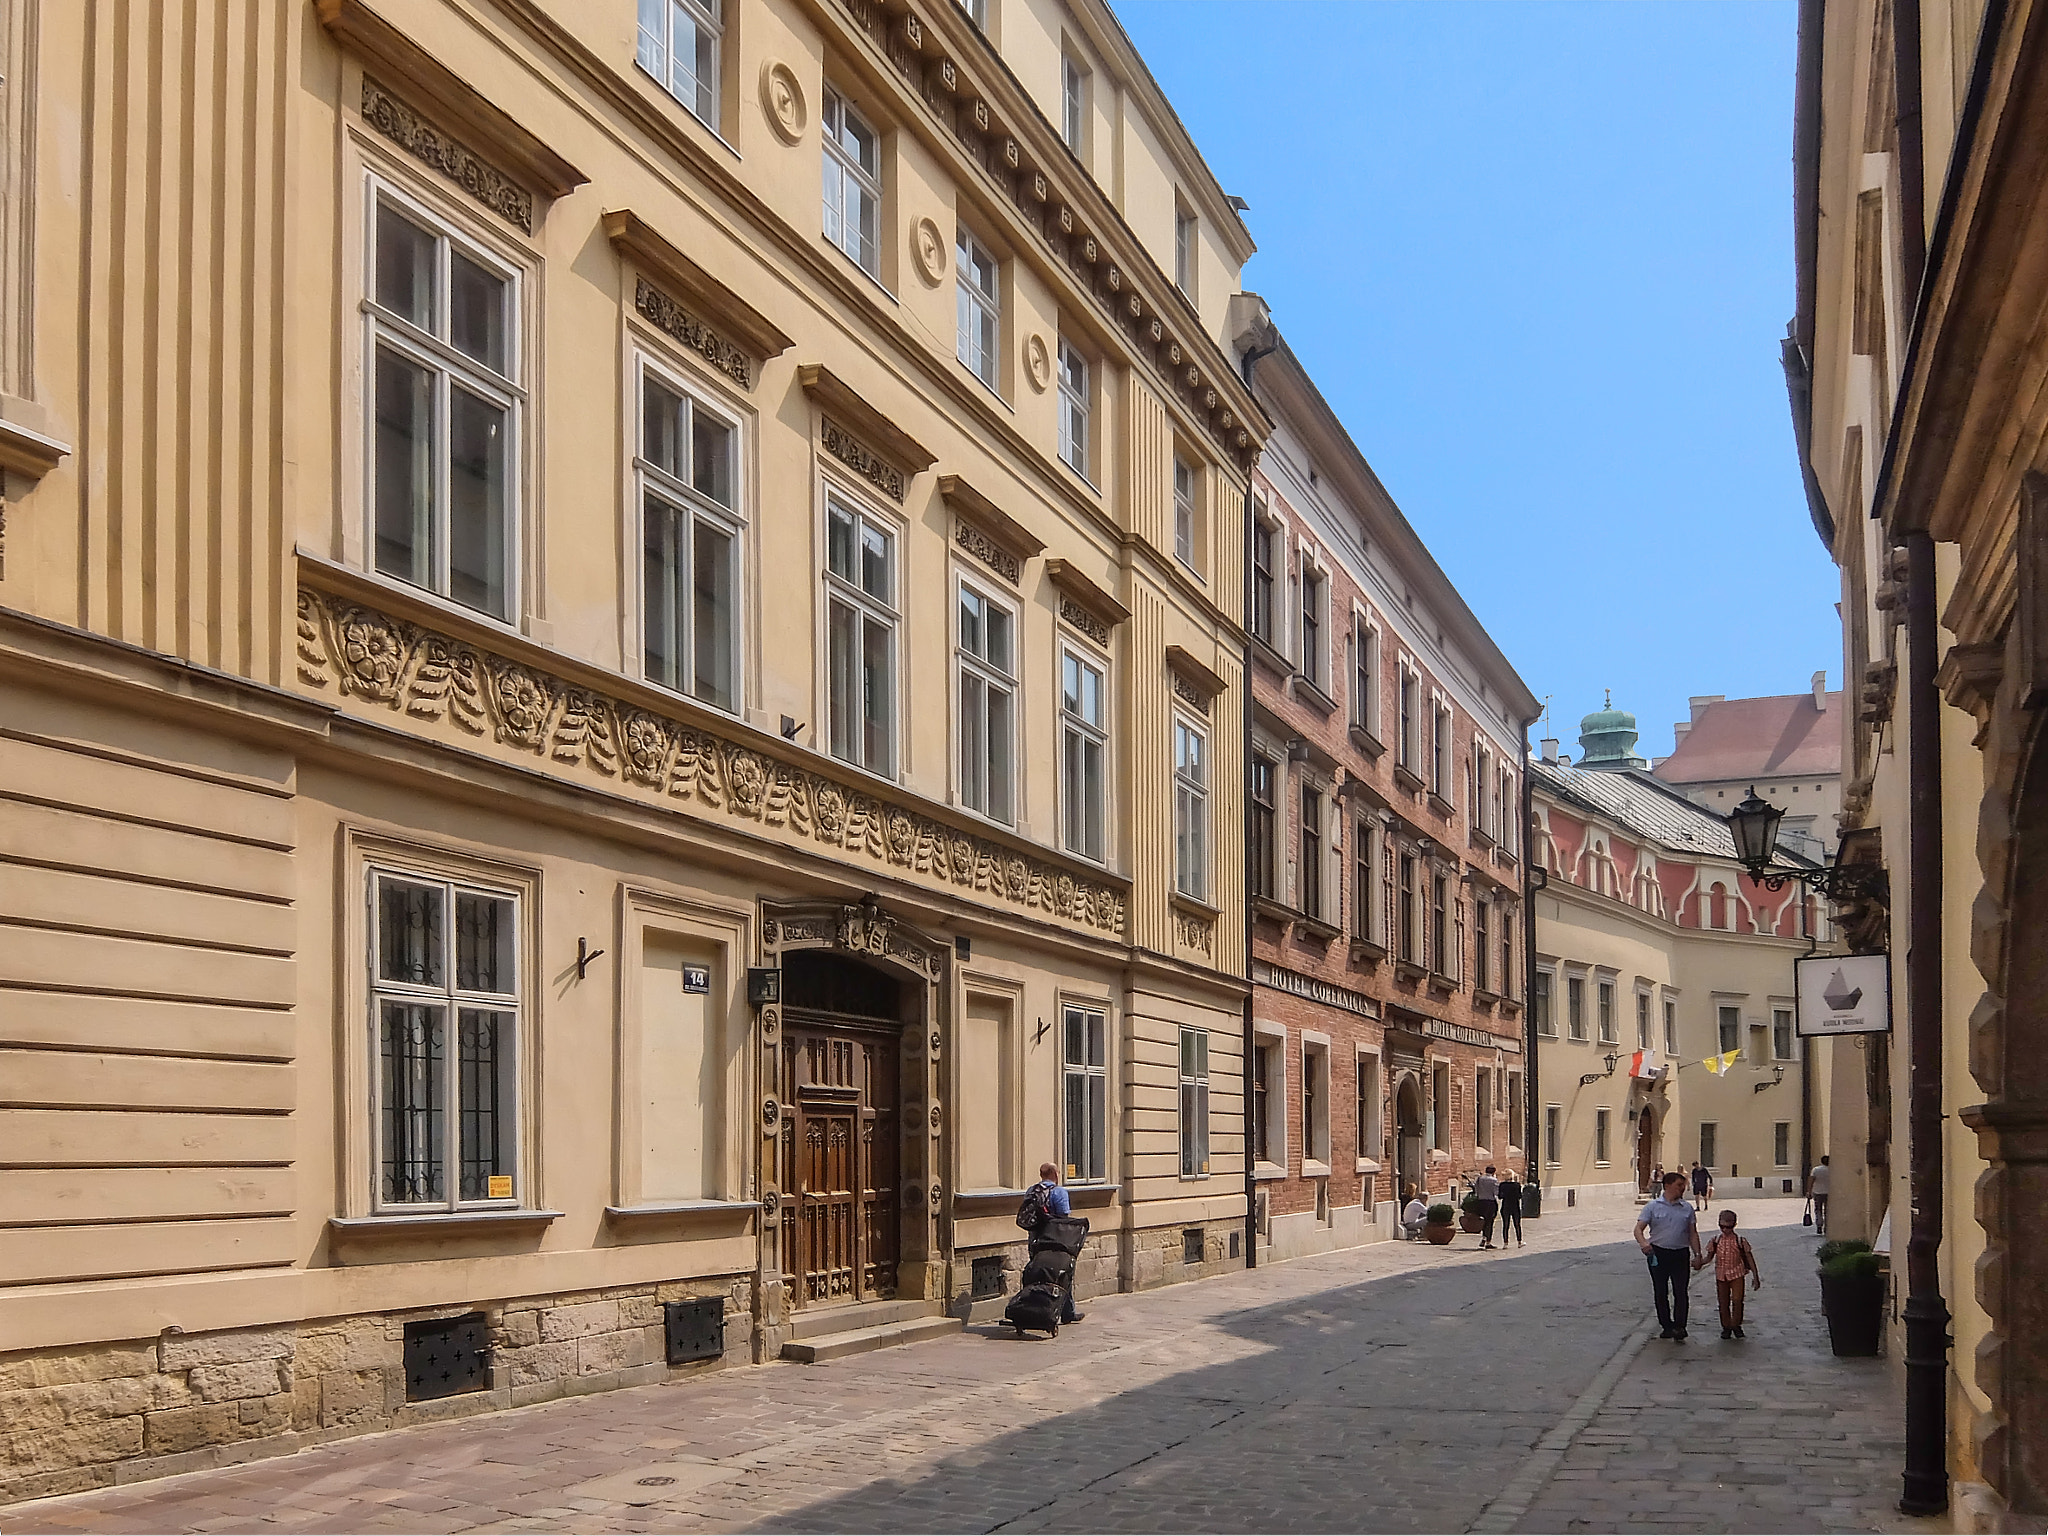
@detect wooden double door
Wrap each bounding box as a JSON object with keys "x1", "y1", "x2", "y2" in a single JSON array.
[{"x1": 781, "y1": 1012, "x2": 900, "y2": 1308}]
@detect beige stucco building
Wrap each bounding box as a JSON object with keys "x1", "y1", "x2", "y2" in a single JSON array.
[
  {"x1": 0, "y1": 0, "x2": 1270, "y2": 1499},
  {"x1": 1531, "y1": 709, "x2": 1827, "y2": 1216}
]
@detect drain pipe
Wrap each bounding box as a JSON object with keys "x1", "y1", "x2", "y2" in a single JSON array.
[
  {"x1": 1239, "y1": 320, "x2": 1278, "y2": 1271},
  {"x1": 1899, "y1": 529, "x2": 1950, "y2": 1516},
  {"x1": 1520, "y1": 726, "x2": 1540, "y2": 1195}
]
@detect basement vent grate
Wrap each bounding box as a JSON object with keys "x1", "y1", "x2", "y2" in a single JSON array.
[
  {"x1": 1183, "y1": 1227, "x2": 1205, "y2": 1265},
  {"x1": 403, "y1": 1313, "x2": 490, "y2": 1403},
  {"x1": 970, "y1": 1255, "x2": 1005, "y2": 1300},
  {"x1": 665, "y1": 1297, "x2": 725, "y2": 1365}
]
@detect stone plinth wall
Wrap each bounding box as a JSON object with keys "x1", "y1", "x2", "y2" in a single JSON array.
[{"x1": 0, "y1": 1275, "x2": 752, "y2": 1506}]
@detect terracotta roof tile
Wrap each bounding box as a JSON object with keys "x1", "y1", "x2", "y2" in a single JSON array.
[{"x1": 1652, "y1": 692, "x2": 1843, "y2": 784}]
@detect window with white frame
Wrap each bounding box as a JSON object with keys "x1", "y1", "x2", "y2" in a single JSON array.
[
  {"x1": 1299, "y1": 781, "x2": 1326, "y2": 921},
  {"x1": 1063, "y1": 1003, "x2": 1107, "y2": 1183},
  {"x1": 1431, "y1": 1061, "x2": 1450, "y2": 1152},
  {"x1": 1398, "y1": 850, "x2": 1419, "y2": 962},
  {"x1": 955, "y1": 225, "x2": 1000, "y2": 389},
  {"x1": 1597, "y1": 978, "x2": 1617, "y2": 1045},
  {"x1": 957, "y1": 580, "x2": 1015, "y2": 824},
  {"x1": 1353, "y1": 816, "x2": 1378, "y2": 945},
  {"x1": 1302, "y1": 1040, "x2": 1330, "y2": 1166},
  {"x1": 1498, "y1": 908, "x2": 1515, "y2": 999},
  {"x1": 954, "y1": 0, "x2": 986, "y2": 26},
  {"x1": 1773, "y1": 1007, "x2": 1796, "y2": 1061},
  {"x1": 1775, "y1": 1121, "x2": 1792, "y2": 1167},
  {"x1": 1057, "y1": 338, "x2": 1090, "y2": 477},
  {"x1": 1699, "y1": 1121, "x2": 1718, "y2": 1168},
  {"x1": 1352, "y1": 614, "x2": 1379, "y2": 736},
  {"x1": 371, "y1": 870, "x2": 520, "y2": 1208},
  {"x1": 1431, "y1": 872, "x2": 1451, "y2": 976},
  {"x1": 1060, "y1": 647, "x2": 1107, "y2": 862},
  {"x1": 825, "y1": 495, "x2": 897, "y2": 776},
  {"x1": 1173, "y1": 717, "x2": 1208, "y2": 900},
  {"x1": 1251, "y1": 753, "x2": 1278, "y2": 899},
  {"x1": 1718, "y1": 1004, "x2": 1741, "y2": 1055},
  {"x1": 1179, "y1": 1027, "x2": 1210, "y2": 1177},
  {"x1": 1174, "y1": 202, "x2": 1198, "y2": 298},
  {"x1": 1499, "y1": 766, "x2": 1517, "y2": 855},
  {"x1": 1355, "y1": 1050, "x2": 1382, "y2": 1162},
  {"x1": 1431, "y1": 699, "x2": 1452, "y2": 800},
  {"x1": 1475, "y1": 1067, "x2": 1492, "y2": 1150},
  {"x1": 1544, "y1": 1104, "x2": 1561, "y2": 1166},
  {"x1": 1505, "y1": 1070, "x2": 1522, "y2": 1146},
  {"x1": 1252, "y1": 1034, "x2": 1284, "y2": 1167},
  {"x1": 1173, "y1": 454, "x2": 1198, "y2": 568},
  {"x1": 369, "y1": 192, "x2": 519, "y2": 622},
  {"x1": 1663, "y1": 995, "x2": 1679, "y2": 1054},
  {"x1": 1251, "y1": 514, "x2": 1277, "y2": 645},
  {"x1": 1398, "y1": 664, "x2": 1418, "y2": 769},
  {"x1": 822, "y1": 88, "x2": 881, "y2": 277},
  {"x1": 638, "y1": 368, "x2": 739, "y2": 711},
  {"x1": 1474, "y1": 898, "x2": 1490, "y2": 991},
  {"x1": 1060, "y1": 51, "x2": 1086, "y2": 152},
  {"x1": 1567, "y1": 973, "x2": 1587, "y2": 1041},
  {"x1": 1636, "y1": 989, "x2": 1652, "y2": 1050},
  {"x1": 1299, "y1": 560, "x2": 1325, "y2": 688},
  {"x1": 1595, "y1": 1107, "x2": 1612, "y2": 1166},
  {"x1": 637, "y1": 0, "x2": 722, "y2": 124},
  {"x1": 1534, "y1": 966, "x2": 1555, "y2": 1036}
]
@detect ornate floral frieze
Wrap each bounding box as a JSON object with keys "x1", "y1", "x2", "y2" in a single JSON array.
[
  {"x1": 296, "y1": 586, "x2": 1126, "y2": 936},
  {"x1": 1174, "y1": 910, "x2": 1214, "y2": 955},
  {"x1": 634, "y1": 278, "x2": 753, "y2": 390},
  {"x1": 954, "y1": 518, "x2": 1018, "y2": 584},
  {"x1": 821, "y1": 418, "x2": 906, "y2": 502},
  {"x1": 1059, "y1": 597, "x2": 1110, "y2": 647},
  {"x1": 361, "y1": 79, "x2": 533, "y2": 234},
  {"x1": 1171, "y1": 672, "x2": 1210, "y2": 717}
]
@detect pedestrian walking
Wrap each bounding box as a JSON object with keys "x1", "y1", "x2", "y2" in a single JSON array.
[
  {"x1": 1650, "y1": 1162, "x2": 1665, "y2": 1198},
  {"x1": 1400, "y1": 1182, "x2": 1429, "y2": 1240},
  {"x1": 1696, "y1": 1208, "x2": 1763, "y2": 1338},
  {"x1": 1634, "y1": 1169, "x2": 1703, "y2": 1341},
  {"x1": 1807, "y1": 1155, "x2": 1831, "y2": 1236},
  {"x1": 1023, "y1": 1162, "x2": 1084, "y2": 1323},
  {"x1": 1473, "y1": 1164, "x2": 1501, "y2": 1249},
  {"x1": 1498, "y1": 1167, "x2": 1524, "y2": 1247},
  {"x1": 1689, "y1": 1159, "x2": 1712, "y2": 1212}
]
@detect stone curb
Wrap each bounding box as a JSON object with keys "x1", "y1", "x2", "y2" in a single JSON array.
[{"x1": 1466, "y1": 1319, "x2": 1657, "y2": 1533}]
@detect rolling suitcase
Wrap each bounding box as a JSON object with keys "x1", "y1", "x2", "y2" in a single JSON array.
[
  {"x1": 1004, "y1": 1281, "x2": 1064, "y2": 1336},
  {"x1": 1021, "y1": 1248, "x2": 1075, "y2": 1291}
]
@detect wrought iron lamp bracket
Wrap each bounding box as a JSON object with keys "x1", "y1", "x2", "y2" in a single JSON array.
[{"x1": 1752, "y1": 862, "x2": 1891, "y2": 908}]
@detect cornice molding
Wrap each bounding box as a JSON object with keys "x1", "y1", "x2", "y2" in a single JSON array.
[
  {"x1": 1164, "y1": 643, "x2": 1228, "y2": 703},
  {"x1": 606, "y1": 208, "x2": 795, "y2": 377},
  {"x1": 941, "y1": 473, "x2": 1044, "y2": 585},
  {"x1": 317, "y1": 0, "x2": 588, "y2": 202},
  {"x1": 800, "y1": 363, "x2": 939, "y2": 475},
  {"x1": 293, "y1": 572, "x2": 1126, "y2": 939},
  {"x1": 1043, "y1": 558, "x2": 1130, "y2": 648},
  {"x1": 0, "y1": 417, "x2": 69, "y2": 480}
]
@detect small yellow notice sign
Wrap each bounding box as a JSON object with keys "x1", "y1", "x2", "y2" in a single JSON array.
[{"x1": 487, "y1": 1175, "x2": 514, "y2": 1200}]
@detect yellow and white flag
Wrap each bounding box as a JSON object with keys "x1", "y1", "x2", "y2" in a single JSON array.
[{"x1": 1703, "y1": 1049, "x2": 1741, "y2": 1076}]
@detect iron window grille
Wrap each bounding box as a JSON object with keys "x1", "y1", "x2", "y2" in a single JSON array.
[{"x1": 370, "y1": 871, "x2": 519, "y2": 1211}]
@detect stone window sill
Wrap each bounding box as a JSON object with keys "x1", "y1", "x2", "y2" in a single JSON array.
[
  {"x1": 1301, "y1": 1159, "x2": 1332, "y2": 1180},
  {"x1": 1349, "y1": 724, "x2": 1385, "y2": 758},
  {"x1": 1252, "y1": 1162, "x2": 1288, "y2": 1183},
  {"x1": 604, "y1": 1200, "x2": 760, "y2": 1227},
  {"x1": 328, "y1": 1209, "x2": 563, "y2": 1262},
  {"x1": 1355, "y1": 1157, "x2": 1381, "y2": 1175},
  {"x1": 1289, "y1": 674, "x2": 1338, "y2": 716}
]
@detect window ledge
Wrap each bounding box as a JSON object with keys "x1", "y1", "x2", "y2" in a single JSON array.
[
  {"x1": 1395, "y1": 958, "x2": 1428, "y2": 981},
  {"x1": 1289, "y1": 673, "x2": 1338, "y2": 716},
  {"x1": 1349, "y1": 724, "x2": 1385, "y2": 758},
  {"x1": 1349, "y1": 937, "x2": 1387, "y2": 964},
  {"x1": 1473, "y1": 986, "x2": 1502, "y2": 1006},
  {"x1": 0, "y1": 415, "x2": 71, "y2": 480},
  {"x1": 1393, "y1": 764, "x2": 1426, "y2": 794},
  {"x1": 328, "y1": 1209, "x2": 563, "y2": 1261},
  {"x1": 1253, "y1": 895, "x2": 1295, "y2": 926},
  {"x1": 604, "y1": 1200, "x2": 760, "y2": 1225},
  {"x1": 1293, "y1": 913, "x2": 1341, "y2": 943},
  {"x1": 1249, "y1": 636, "x2": 1293, "y2": 677},
  {"x1": 1427, "y1": 792, "x2": 1456, "y2": 820},
  {"x1": 1252, "y1": 1162, "x2": 1288, "y2": 1183},
  {"x1": 1355, "y1": 1158, "x2": 1381, "y2": 1175},
  {"x1": 1171, "y1": 890, "x2": 1222, "y2": 921},
  {"x1": 1428, "y1": 970, "x2": 1457, "y2": 993},
  {"x1": 1065, "y1": 1182, "x2": 1121, "y2": 1209},
  {"x1": 1301, "y1": 1159, "x2": 1332, "y2": 1180},
  {"x1": 1470, "y1": 827, "x2": 1496, "y2": 850}
]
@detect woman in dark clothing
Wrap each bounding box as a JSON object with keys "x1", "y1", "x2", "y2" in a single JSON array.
[{"x1": 1498, "y1": 1169, "x2": 1525, "y2": 1247}]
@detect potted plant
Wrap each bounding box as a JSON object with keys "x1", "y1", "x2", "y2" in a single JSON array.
[
  {"x1": 1816, "y1": 1238, "x2": 1885, "y2": 1357},
  {"x1": 1424, "y1": 1203, "x2": 1457, "y2": 1245},
  {"x1": 1458, "y1": 1192, "x2": 1486, "y2": 1234}
]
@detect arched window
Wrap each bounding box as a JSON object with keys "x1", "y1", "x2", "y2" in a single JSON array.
[{"x1": 1709, "y1": 882, "x2": 1729, "y2": 931}]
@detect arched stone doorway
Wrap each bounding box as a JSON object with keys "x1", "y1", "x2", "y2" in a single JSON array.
[
  {"x1": 759, "y1": 899, "x2": 947, "y2": 1336},
  {"x1": 1395, "y1": 1074, "x2": 1425, "y2": 1200}
]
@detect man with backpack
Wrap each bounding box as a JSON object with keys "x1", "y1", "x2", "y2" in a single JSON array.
[{"x1": 1018, "y1": 1163, "x2": 1083, "y2": 1324}]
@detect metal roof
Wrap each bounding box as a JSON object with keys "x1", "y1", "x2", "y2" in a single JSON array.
[{"x1": 1532, "y1": 759, "x2": 1816, "y2": 869}]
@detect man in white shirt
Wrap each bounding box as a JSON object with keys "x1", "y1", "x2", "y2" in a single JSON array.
[
  {"x1": 1400, "y1": 1183, "x2": 1429, "y2": 1240},
  {"x1": 1634, "y1": 1170, "x2": 1703, "y2": 1340},
  {"x1": 1807, "y1": 1155, "x2": 1831, "y2": 1236}
]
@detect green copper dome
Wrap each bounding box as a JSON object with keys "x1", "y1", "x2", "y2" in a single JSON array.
[{"x1": 1577, "y1": 692, "x2": 1647, "y2": 770}]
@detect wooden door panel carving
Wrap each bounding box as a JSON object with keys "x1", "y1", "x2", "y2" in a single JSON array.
[{"x1": 783, "y1": 1016, "x2": 899, "y2": 1307}]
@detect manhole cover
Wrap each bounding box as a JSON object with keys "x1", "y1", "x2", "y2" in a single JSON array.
[{"x1": 637, "y1": 1476, "x2": 677, "y2": 1487}]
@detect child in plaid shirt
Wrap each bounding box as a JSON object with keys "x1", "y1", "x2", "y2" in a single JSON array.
[{"x1": 1697, "y1": 1208, "x2": 1762, "y2": 1338}]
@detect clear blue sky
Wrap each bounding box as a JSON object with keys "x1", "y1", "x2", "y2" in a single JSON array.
[{"x1": 1115, "y1": 0, "x2": 1841, "y2": 760}]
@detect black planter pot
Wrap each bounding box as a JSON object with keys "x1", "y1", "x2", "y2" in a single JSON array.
[{"x1": 1819, "y1": 1270, "x2": 1886, "y2": 1356}]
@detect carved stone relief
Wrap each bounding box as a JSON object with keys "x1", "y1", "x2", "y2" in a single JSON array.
[
  {"x1": 821, "y1": 418, "x2": 906, "y2": 502},
  {"x1": 911, "y1": 217, "x2": 948, "y2": 287},
  {"x1": 1024, "y1": 333, "x2": 1052, "y2": 393},
  {"x1": 633, "y1": 278, "x2": 754, "y2": 389},
  {"x1": 297, "y1": 586, "x2": 1126, "y2": 936},
  {"x1": 360, "y1": 78, "x2": 533, "y2": 233},
  {"x1": 760, "y1": 60, "x2": 807, "y2": 145},
  {"x1": 954, "y1": 517, "x2": 1018, "y2": 583}
]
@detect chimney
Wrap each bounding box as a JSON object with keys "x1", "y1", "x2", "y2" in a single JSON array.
[
  {"x1": 1540, "y1": 737, "x2": 1560, "y2": 764},
  {"x1": 1688, "y1": 695, "x2": 1725, "y2": 724},
  {"x1": 1812, "y1": 670, "x2": 1827, "y2": 710},
  {"x1": 1673, "y1": 721, "x2": 1692, "y2": 745}
]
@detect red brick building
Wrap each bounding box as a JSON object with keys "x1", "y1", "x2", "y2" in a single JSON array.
[{"x1": 1244, "y1": 341, "x2": 1539, "y2": 1260}]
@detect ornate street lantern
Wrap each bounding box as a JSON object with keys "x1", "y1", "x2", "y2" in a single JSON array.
[{"x1": 1729, "y1": 785, "x2": 1785, "y2": 879}]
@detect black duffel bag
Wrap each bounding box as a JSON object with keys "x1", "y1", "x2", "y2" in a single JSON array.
[{"x1": 1030, "y1": 1213, "x2": 1089, "y2": 1257}]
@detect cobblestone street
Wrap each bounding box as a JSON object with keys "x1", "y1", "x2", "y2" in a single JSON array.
[{"x1": 1, "y1": 1206, "x2": 1926, "y2": 1535}]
